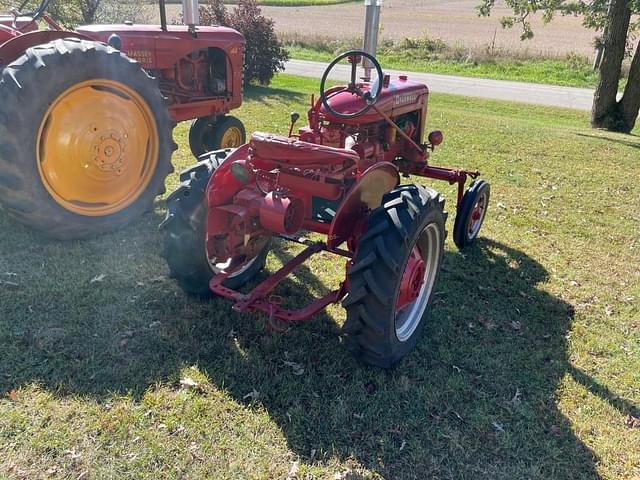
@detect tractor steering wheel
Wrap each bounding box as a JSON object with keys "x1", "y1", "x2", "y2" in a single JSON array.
[{"x1": 320, "y1": 50, "x2": 384, "y2": 120}]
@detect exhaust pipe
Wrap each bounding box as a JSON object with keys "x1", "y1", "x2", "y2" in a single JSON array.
[
  {"x1": 362, "y1": 0, "x2": 382, "y2": 79},
  {"x1": 182, "y1": 0, "x2": 199, "y2": 36}
]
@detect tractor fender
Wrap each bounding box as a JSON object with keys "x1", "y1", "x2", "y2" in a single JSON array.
[
  {"x1": 206, "y1": 144, "x2": 252, "y2": 207},
  {"x1": 328, "y1": 162, "x2": 400, "y2": 250},
  {"x1": 0, "y1": 30, "x2": 93, "y2": 67}
]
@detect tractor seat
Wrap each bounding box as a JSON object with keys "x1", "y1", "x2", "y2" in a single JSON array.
[{"x1": 249, "y1": 132, "x2": 359, "y2": 167}]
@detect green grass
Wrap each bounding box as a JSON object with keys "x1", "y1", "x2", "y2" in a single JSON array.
[
  {"x1": 1, "y1": 74, "x2": 639, "y2": 479},
  {"x1": 288, "y1": 46, "x2": 605, "y2": 89}
]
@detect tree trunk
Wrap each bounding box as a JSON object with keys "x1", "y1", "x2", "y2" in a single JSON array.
[
  {"x1": 80, "y1": 0, "x2": 101, "y2": 24},
  {"x1": 591, "y1": 0, "x2": 631, "y2": 131},
  {"x1": 618, "y1": 41, "x2": 640, "y2": 133}
]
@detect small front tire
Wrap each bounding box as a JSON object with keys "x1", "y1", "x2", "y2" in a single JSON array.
[
  {"x1": 453, "y1": 179, "x2": 490, "y2": 250},
  {"x1": 188, "y1": 115, "x2": 246, "y2": 158}
]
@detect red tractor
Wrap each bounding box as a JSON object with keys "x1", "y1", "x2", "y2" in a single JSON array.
[
  {"x1": 0, "y1": 0, "x2": 246, "y2": 239},
  {"x1": 162, "y1": 52, "x2": 490, "y2": 367}
]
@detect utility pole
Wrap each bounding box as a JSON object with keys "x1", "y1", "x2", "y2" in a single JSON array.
[{"x1": 362, "y1": 0, "x2": 382, "y2": 79}]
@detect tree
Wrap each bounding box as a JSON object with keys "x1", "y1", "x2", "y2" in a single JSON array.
[
  {"x1": 199, "y1": 0, "x2": 288, "y2": 86},
  {"x1": 478, "y1": 0, "x2": 640, "y2": 133},
  {"x1": 0, "y1": 0, "x2": 148, "y2": 27}
]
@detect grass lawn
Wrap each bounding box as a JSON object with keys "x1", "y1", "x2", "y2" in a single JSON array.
[
  {"x1": 1, "y1": 74, "x2": 639, "y2": 479},
  {"x1": 287, "y1": 46, "x2": 607, "y2": 89}
]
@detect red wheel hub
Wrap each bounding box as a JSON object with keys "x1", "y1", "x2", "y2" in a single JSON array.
[
  {"x1": 396, "y1": 247, "x2": 426, "y2": 311},
  {"x1": 468, "y1": 194, "x2": 486, "y2": 234}
]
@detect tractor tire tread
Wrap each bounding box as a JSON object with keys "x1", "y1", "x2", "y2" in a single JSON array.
[
  {"x1": 342, "y1": 184, "x2": 446, "y2": 368},
  {"x1": 0, "y1": 38, "x2": 175, "y2": 239},
  {"x1": 162, "y1": 150, "x2": 269, "y2": 298}
]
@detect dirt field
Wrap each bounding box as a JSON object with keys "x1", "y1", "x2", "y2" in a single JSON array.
[{"x1": 161, "y1": 0, "x2": 599, "y2": 57}]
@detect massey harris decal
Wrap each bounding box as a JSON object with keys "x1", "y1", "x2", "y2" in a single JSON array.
[{"x1": 125, "y1": 49, "x2": 153, "y2": 64}]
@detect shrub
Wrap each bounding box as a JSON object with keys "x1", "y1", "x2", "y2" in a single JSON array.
[{"x1": 200, "y1": 0, "x2": 289, "y2": 86}]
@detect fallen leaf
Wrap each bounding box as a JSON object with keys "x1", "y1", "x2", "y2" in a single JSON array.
[
  {"x1": 148, "y1": 321, "x2": 161, "y2": 328},
  {"x1": 510, "y1": 320, "x2": 522, "y2": 331},
  {"x1": 477, "y1": 315, "x2": 496, "y2": 330},
  {"x1": 510, "y1": 388, "x2": 522, "y2": 406},
  {"x1": 399, "y1": 440, "x2": 406, "y2": 451},
  {"x1": 283, "y1": 360, "x2": 305, "y2": 376},
  {"x1": 90, "y1": 274, "x2": 106, "y2": 284},
  {"x1": 286, "y1": 461, "x2": 300, "y2": 480},
  {"x1": 333, "y1": 469, "x2": 354, "y2": 480},
  {"x1": 7, "y1": 389, "x2": 17, "y2": 401},
  {"x1": 492, "y1": 421, "x2": 505, "y2": 433},
  {"x1": 180, "y1": 377, "x2": 199, "y2": 389},
  {"x1": 243, "y1": 389, "x2": 260, "y2": 401},
  {"x1": 625, "y1": 415, "x2": 640, "y2": 429}
]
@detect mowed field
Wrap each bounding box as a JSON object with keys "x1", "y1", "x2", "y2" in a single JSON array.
[
  {"x1": 1, "y1": 75, "x2": 639, "y2": 479},
  {"x1": 161, "y1": 0, "x2": 599, "y2": 56}
]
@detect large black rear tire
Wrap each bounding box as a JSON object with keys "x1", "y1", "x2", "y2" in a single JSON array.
[
  {"x1": 0, "y1": 38, "x2": 176, "y2": 239},
  {"x1": 161, "y1": 149, "x2": 269, "y2": 298},
  {"x1": 342, "y1": 185, "x2": 446, "y2": 368}
]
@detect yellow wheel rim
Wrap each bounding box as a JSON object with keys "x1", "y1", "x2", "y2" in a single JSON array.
[
  {"x1": 220, "y1": 126, "x2": 243, "y2": 148},
  {"x1": 37, "y1": 79, "x2": 160, "y2": 216}
]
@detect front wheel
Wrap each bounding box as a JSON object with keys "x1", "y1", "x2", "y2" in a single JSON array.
[
  {"x1": 342, "y1": 185, "x2": 446, "y2": 368},
  {"x1": 188, "y1": 116, "x2": 246, "y2": 158},
  {"x1": 453, "y1": 179, "x2": 490, "y2": 250}
]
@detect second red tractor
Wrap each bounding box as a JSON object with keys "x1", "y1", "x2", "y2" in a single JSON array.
[
  {"x1": 162, "y1": 52, "x2": 490, "y2": 367},
  {"x1": 0, "y1": 0, "x2": 246, "y2": 239}
]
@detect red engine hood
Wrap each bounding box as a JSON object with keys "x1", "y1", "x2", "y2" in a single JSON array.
[
  {"x1": 75, "y1": 24, "x2": 244, "y2": 69},
  {"x1": 321, "y1": 77, "x2": 428, "y2": 125}
]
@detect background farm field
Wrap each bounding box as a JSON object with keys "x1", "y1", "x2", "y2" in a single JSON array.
[
  {"x1": 158, "y1": 0, "x2": 599, "y2": 56},
  {"x1": 1, "y1": 75, "x2": 639, "y2": 479}
]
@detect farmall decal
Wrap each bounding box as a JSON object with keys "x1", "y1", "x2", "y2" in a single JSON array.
[{"x1": 394, "y1": 93, "x2": 418, "y2": 106}]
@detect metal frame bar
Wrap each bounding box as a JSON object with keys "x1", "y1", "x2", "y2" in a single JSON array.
[{"x1": 210, "y1": 242, "x2": 347, "y2": 323}]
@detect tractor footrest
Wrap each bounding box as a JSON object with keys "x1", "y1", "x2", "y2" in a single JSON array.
[{"x1": 210, "y1": 243, "x2": 343, "y2": 322}]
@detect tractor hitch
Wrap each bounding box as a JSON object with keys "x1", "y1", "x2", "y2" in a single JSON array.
[{"x1": 210, "y1": 242, "x2": 346, "y2": 325}]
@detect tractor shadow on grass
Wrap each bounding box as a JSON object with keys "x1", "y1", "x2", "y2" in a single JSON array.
[
  {"x1": 0, "y1": 206, "x2": 636, "y2": 479},
  {"x1": 177, "y1": 236, "x2": 633, "y2": 478},
  {"x1": 213, "y1": 237, "x2": 609, "y2": 479},
  {"x1": 245, "y1": 83, "x2": 308, "y2": 105}
]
